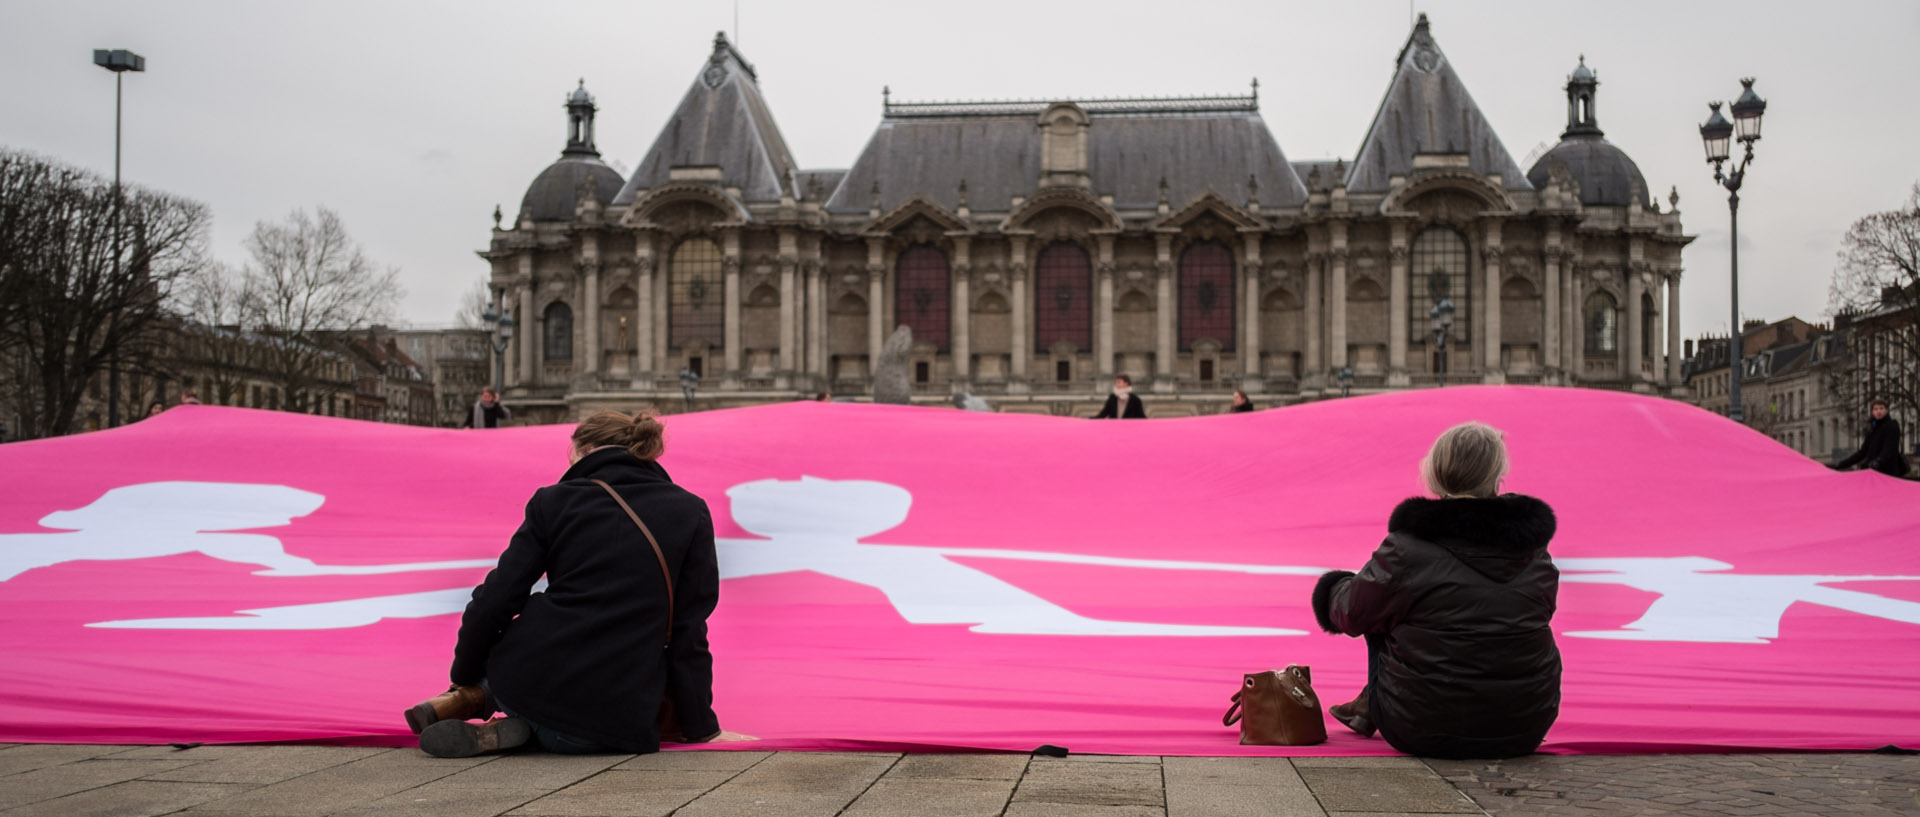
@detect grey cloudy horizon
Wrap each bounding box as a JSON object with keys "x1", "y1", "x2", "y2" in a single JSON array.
[{"x1": 4, "y1": 0, "x2": 1917, "y2": 343}]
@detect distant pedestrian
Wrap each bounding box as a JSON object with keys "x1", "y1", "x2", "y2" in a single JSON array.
[
  {"x1": 464, "y1": 389, "x2": 511, "y2": 429},
  {"x1": 144, "y1": 401, "x2": 166, "y2": 420},
  {"x1": 1094, "y1": 374, "x2": 1146, "y2": 419},
  {"x1": 180, "y1": 390, "x2": 201, "y2": 405},
  {"x1": 1229, "y1": 390, "x2": 1254, "y2": 413},
  {"x1": 1833, "y1": 398, "x2": 1909, "y2": 477},
  {"x1": 814, "y1": 391, "x2": 831, "y2": 402}
]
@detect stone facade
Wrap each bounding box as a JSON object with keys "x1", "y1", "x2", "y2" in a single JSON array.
[{"x1": 483, "y1": 16, "x2": 1692, "y2": 424}]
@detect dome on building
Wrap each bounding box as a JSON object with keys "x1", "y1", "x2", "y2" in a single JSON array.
[
  {"x1": 520, "y1": 157, "x2": 624, "y2": 222},
  {"x1": 1526, "y1": 139, "x2": 1649, "y2": 208}
]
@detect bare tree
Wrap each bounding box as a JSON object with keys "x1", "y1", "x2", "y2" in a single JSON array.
[
  {"x1": 240, "y1": 207, "x2": 404, "y2": 413},
  {"x1": 455, "y1": 275, "x2": 491, "y2": 329},
  {"x1": 1825, "y1": 183, "x2": 1920, "y2": 427},
  {"x1": 174, "y1": 260, "x2": 258, "y2": 406},
  {"x1": 0, "y1": 149, "x2": 210, "y2": 439}
]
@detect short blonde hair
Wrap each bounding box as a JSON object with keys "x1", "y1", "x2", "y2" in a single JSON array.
[{"x1": 1420, "y1": 421, "x2": 1509, "y2": 498}]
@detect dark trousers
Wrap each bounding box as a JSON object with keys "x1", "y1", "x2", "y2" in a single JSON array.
[{"x1": 481, "y1": 680, "x2": 615, "y2": 755}]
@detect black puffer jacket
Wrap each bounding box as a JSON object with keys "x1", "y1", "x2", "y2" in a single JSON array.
[
  {"x1": 1312, "y1": 494, "x2": 1560, "y2": 758},
  {"x1": 449, "y1": 448, "x2": 721, "y2": 752}
]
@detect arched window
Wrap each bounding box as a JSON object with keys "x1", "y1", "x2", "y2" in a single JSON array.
[
  {"x1": 1179, "y1": 241, "x2": 1234, "y2": 351},
  {"x1": 669, "y1": 238, "x2": 723, "y2": 347},
  {"x1": 1585, "y1": 291, "x2": 1618, "y2": 354},
  {"x1": 543, "y1": 301, "x2": 573, "y2": 363},
  {"x1": 1641, "y1": 292, "x2": 1657, "y2": 356},
  {"x1": 894, "y1": 245, "x2": 950, "y2": 351},
  {"x1": 1034, "y1": 242, "x2": 1091, "y2": 350},
  {"x1": 1410, "y1": 228, "x2": 1471, "y2": 345}
]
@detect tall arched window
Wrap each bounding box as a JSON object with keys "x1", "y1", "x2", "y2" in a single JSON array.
[
  {"x1": 543, "y1": 302, "x2": 573, "y2": 362},
  {"x1": 894, "y1": 244, "x2": 950, "y2": 351},
  {"x1": 1179, "y1": 241, "x2": 1234, "y2": 351},
  {"x1": 669, "y1": 238, "x2": 724, "y2": 347},
  {"x1": 1034, "y1": 242, "x2": 1091, "y2": 350},
  {"x1": 1585, "y1": 291, "x2": 1618, "y2": 354},
  {"x1": 1410, "y1": 228, "x2": 1471, "y2": 345}
]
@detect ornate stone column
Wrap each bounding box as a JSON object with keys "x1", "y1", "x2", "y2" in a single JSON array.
[
  {"x1": 1154, "y1": 233, "x2": 1175, "y2": 383},
  {"x1": 722, "y1": 230, "x2": 742, "y2": 377},
  {"x1": 806, "y1": 258, "x2": 826, "y2": 378},
  {"x1": 633, "y1": 251, "x2": 654, "y2": 385},
  {"x1": 778, "y1": 229, "x2": 797, "y2": 376},
  {"x1": 1328, "y1": 222, "x2": 1349, "y2": 376},
  {"x1": 518, "y1": 272, "x2": 536, "y2": 388},
  {"x1": 1481, "y1": 221, "x2": 1504, "y2": 383},
  {"x1": 866, "y1": 237, "x2": 886, "y2": 376},
  {"x1": 1010, "y1": 236, "x2": 1030, "y2": 382},
  {"x1": 1241, "y1": 231, "x2": 1263, "y2": 386},
  {"x1": 1565, "y1": 264, "x2": 1583, "y2": 378},
  {"x1": 1666, "y1": 270, "x2": 1683, "y2": 386},
  {"x1": 1387, "y1": 220, "x2": 1410, "y2": 386},
  {"x1": 1095, "y1": 234, "x2": 1115, "y2": 377},
  {"x1": 1624, "y1": 265, "x2": 1644, "y2": 385},
  {"x1": 952, "y1": 237, "x2": 972, "y2": 382},
  {"x1": 1303, "y1": 250, "x2": 1323, "y2": 388},
  {"x1": 1542, "y1": 245, "x2": 1562, "y2": 383}
]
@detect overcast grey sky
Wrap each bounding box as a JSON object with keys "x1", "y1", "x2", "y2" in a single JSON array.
[{"x1": 4, "y1": 0, "x2": 1917, "y2": 341}]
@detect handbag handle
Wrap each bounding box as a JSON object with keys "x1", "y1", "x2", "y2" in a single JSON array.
[{"x1": 592, "y1": 479, "x2": 675, "y2": 646}]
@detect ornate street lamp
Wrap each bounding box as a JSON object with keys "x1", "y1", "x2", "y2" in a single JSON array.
[
  {"x1": 1429, "y1": 298, "x2": 1456, "y2": 386},
  {"x1": 94, "y1": 48, "x2": 145, "y2": 427},
  {"x1": 1699, "y1": 77, "x2": 1767, "y2": 423},
  {"x1": 482, "y1": 304, "x2": 515, "y2": 392},
  {"x1": 1337, "y1": 365, "x2": 1354, "y2": 399},
  {"x1": 679, "y1": 367, "x2": 700, "y2": 413}
]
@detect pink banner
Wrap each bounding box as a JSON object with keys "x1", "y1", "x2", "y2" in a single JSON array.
[{"x1": 1, "y1": 387, "x2": 1916, "y2": 755}]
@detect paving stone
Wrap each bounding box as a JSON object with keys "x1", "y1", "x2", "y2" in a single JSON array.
[
  {"x1": 842, "y1": 777, "x2": 1018, "y2": 817},
  {"x1": 128, "y1": 745, "x2": 384, "y2": 785},
  {"x1": 509, "y1": 769, "x2": 735, "y2": 817},
  {"x1": 1300, "y1": 767, "x2": 1481, "y2": 814},
  {"x1": 1292, "y1": 755, "x2": 1431, "y2": 769},
  {"x1": 336, "y1": 786, "x2": 545, "y2": 817},
  {"x1": 1162, "y1": 756, "x2": 1299, "y2": 787},
  {"x1": 0, "y1": 758, "x2": 204, "y2": 811},
  {"x1": 668, "y1": 753, "x2": 898, "y2": 817},
  {"x1": 430, "y1": 752, "x2": 627, "y2": 790},
  {"x1": 885, "y1": 753, "x2": 1028, "y2": 780},
  {"x1": 611, "y1": 750, "x2": 769, "y2": 772},
  {"x1": 1160, "y1": 756, "x2": 1322, "y2": 817},
  {"x1": 182, "y1": 748, "x2": 487, "y2": 816},
  {"x1": 1053, "y1": 753, "x2": 1163, "y2": 764},
  {"x1": 0, "y1": 779, "x2": 247, "y2": 817},
  {"x1": 1002, "y1": 805, "x2": 1166, "y2": 817},
  {"x1": 1015, "y1": 758, "x2": 1164, "y2": 808},
  {"x1": 0, "y1": 744, "x2": 142, "y2": 777}
]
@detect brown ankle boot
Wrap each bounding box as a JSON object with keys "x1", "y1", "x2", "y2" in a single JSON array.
[
  {"x1": 404, "y1": 685, "x2": 492, "y2": 735},
  {"x1": 1328, "y1": 697, "x2": 1376, "y2": 738},
  {"x1": 419, "y1": 717, "x2": 532, "y2": 758}
]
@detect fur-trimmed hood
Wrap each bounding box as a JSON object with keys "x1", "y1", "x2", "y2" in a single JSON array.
[{"x1": 1387, "y1": 494, "x2": 1556, "y2": 583}]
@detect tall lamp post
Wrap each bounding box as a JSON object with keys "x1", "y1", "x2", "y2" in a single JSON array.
[
  {"x1": 93, "y1": 48, "x2": 145, "y2": 427},
  {"x1": 1430, "y1": 298, "x2": 1456, "y2": 386},
  {"x1": 1699, "y1": 78, "x2": 1767, "y2": 423},
  {"x1": 482, "y1": 304, "x2": 515, "y2": 392}
]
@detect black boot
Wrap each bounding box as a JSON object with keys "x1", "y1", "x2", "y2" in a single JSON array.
[{"x1": 419, "y1": 717, "x2": 532, "y2": 758}]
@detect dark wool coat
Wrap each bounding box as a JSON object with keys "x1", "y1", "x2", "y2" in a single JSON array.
[
  {"x1": 450, "y1": 447, "x2": 721, "y2": 752},
  {"x1": 1095, "y1": 393, "x2": 1147, "y2": 419},
  {"x1": 1836, "y1": 417, "x2": 1908, "y2": 476},
  {"x1": 1312, "y1": 494, "x2": 1561, "y2": 759}
]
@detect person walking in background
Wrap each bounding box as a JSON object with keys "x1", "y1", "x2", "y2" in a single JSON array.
[
  {"x1": 1833, "y1": 398, "x2": 1909, "y2": 477},
  {"x1": 1311, "y1": 421, "x2": 1560, "y2": 758},
  {"x1": 1094, "y1": 374, "x2": 1146, "y2": 419},
  {"x1": 407, "y1": 410, "x2": 751, "y2": 756},
  {"x1": 464, "y1": 388, "x2": 511, "y2": 429},
  {"x1": 179, "y1": 390, "x2": 200, "y2": 405},
  {"x1": 1229, "y1": 390, "x2": 1255, "y2": 413}
]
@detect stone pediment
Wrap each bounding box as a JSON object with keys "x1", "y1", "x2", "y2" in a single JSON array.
[
  {"x1": 621, "y1": 182, "x2": 752, "y2": 229},
  {"x1": 1000, "y1": 187, "x2": 1121, "y2": 232},
  {"x1": 1150, "y1": 190, "x2": 1266, "y2": 231},
  {"x1": 864, "y1": 195, "x2": 972, "y2": 235}
]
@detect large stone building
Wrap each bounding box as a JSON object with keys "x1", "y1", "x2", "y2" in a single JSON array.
[{"x1": 482, "y1": 15, "x2": 1693, "y2": 422}]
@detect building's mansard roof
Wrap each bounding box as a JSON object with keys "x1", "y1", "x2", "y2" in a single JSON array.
[
  {"x1": 1345, "y1": 14, "x2": 1532, "y2": 193},
  {"x1": 616, "y1": 32, "x2": 799, "y2": 206}
]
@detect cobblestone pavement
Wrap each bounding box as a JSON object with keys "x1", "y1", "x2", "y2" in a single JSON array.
[{"x1": 0, "y1": 743, "x2": 1914, "y2": 816}]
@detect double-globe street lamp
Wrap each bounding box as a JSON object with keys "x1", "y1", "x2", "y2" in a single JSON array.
[
  {"x1": 1698, "y1": 78, "x2": 1768, "y2": 423},
  {"x1": 481, "y1": 304, "x2": 515, "y2": 393},
  {"x1": 93, "y1": 48, "x2": 145, "y2": 427}
]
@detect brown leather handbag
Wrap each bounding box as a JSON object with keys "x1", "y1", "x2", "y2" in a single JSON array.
[{"x1": 1221, "y1": 665, "x2": 1327, "y2": 746}]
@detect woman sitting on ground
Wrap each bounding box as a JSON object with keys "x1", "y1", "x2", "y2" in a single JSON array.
[
  {"x1": 406, "y1": 410, "x2": 750, "y2": 756},
  {"x1": 1311, "y1": 421, "x2": 1560, "y2": 758}
]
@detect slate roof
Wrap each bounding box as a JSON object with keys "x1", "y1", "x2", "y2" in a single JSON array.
[
  {"x1": 823, "y1": 99, "x2": 1307, "y2": 215},
  {"x1": 616, "y1": 33, "x2": 798, "y2": 206},
  {"x1": 1526, "y1": 138, "x2": 1650, "y2": 208},
  {"x1": 1345, "y1": 14, "x2": 1532, "y2": 193},
  {"x1": 521, "y1": 157, "x2": 624, "y2": 222}
]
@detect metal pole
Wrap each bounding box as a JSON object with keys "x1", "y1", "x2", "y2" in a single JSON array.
[
  {"x1": 107, "y1": 72, "x2": 123, "y2": 428},
  {"x1": 1727, "y1": 191, "x2": 1742, "y2": 423}
]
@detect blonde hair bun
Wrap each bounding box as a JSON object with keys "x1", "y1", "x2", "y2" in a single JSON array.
[{"x1": 1420, "y1": 421, "x2": 1509, "y2": 499}]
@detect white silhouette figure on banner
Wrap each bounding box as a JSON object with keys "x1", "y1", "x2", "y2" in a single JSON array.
[
  {"x1": 1557, "y1": 557, "x2": 1920, "y2": 643},
  {"x1": 5, "y1": 479, "x2": 1919, "y2": 642}
]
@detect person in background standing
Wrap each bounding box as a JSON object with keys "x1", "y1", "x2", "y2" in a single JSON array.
[
  {"x1": 1094, "y1": 374, "x2": 1146, "y2": 419},
  {"x1": 465, "y1": 388, "x2": 511, "y2": 429},
  {"x1": 1833, "y1": 398, "x2": 1909, "y2": 477},
  {"x1": 1229, "y1": 390, "x2": 1255, "y2": 413}
]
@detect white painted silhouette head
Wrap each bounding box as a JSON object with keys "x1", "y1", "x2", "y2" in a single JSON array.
[
  {"x1": 727, "y1": 477, "x2": 911, "y2": 539},
  {"x1": 38, "y1": 482, "x2": 325, "y2": 532}
]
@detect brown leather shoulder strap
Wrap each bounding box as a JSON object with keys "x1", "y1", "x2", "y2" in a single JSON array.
[{"x1": 591, "y1": 479, "x2": 675, "y2": 646}]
